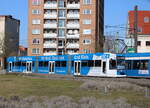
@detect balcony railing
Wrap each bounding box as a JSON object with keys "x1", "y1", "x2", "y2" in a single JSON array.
[
  {"x1": 67, "y1": 52, "x2": 78, "y2": 55},
  {"x1": 44, "y1": 23, "x2": 57, "y2": 28},
  {"x1": 44, "y1": 4, "x2": 57, "y2": 9},
  {"x1": 66, "y1": 34, "x2": 79, "y2": 39},
  {"x1": 67, "y1": 14, "x2": 79, "y2": 19},
  {"x1": 44, "y1": 14, "x2": 57, "y2": 19},
  {"x1": 43, "y1": 52, "x2": 57, "y2": 55},
  {"x1": 67, "y1": 24, "x2": 79, "y2": 28},
  {"x1": 66, "y1": 43, "x2": 79, "y2": 49},
  {"x1": 44, "y1": 33, "x2": 57, "y2": 38},
  {"x1": 43, "y1": 43, "x2": 57, "y2": 48},
  {"x1": 67, "y1": 4, "x2": 80, "y2": 9},
  {"x1": 58, "y1": 45, "x2": 64, "y2": 49}
]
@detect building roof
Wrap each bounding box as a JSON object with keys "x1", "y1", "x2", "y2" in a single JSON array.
[{"x1": 0, "y1": 15, "x2": 20, "y2": 22}]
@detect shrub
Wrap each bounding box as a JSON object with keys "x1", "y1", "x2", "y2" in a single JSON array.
[{"x1": 79, "y1": 80, "x2": 145, "y2": 93}]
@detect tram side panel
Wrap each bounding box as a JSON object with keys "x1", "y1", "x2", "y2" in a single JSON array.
[
  {"x1": 124, "y1": 59, "x2": 150, "y2": 77},
  {"x1": 7, "y1": 56, "x2": 36, "y2": 73},
  {"x1": 38, "y1": 55, "x2": 68, "y2": 75},
  {"x1": 117, "y1": 53, "x2": 150, "y2": 77},
  {"x1": 70, "y1": 53, "x2": 118, "y2": 77}
]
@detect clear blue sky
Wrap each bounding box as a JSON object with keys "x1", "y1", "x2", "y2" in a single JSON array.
[{"x1": 0, "y1": 0, "x2": 150, "y2": 47}]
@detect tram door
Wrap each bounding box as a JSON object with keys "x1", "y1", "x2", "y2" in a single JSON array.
[
  {"x1": 49, "y1": 61, "x2": 55, "y2": 74},
  {"x1": 74, "y1": 61, "x2": 81, "y2": 75},
  {"x1": 9, "y1": 62, "x2": 12, "y2": 72},
  {"x1": 26, "y1": 61, "x2": 32, "y2": 73},
  {"x1": 102, "y1": 61, "x2": 106, "y2": 74}
]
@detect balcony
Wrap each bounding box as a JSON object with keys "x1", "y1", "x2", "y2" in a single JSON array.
[
  {"x1": 44, "y1": 4, "x2": 57, "y2": 9},
  {"x1": 67, "y1": 52, "x2": 78, "y2": 55},
  {"x1": 66, "y1": 34, "x2": 79, "y2": 39},
  {"x1": 58, "y1": 45, "x2": 64, "y2": 49},
  {"x1": 67, "y1": 23, "x2": 79, "y2": 28},
  {"x1": 66, "y1": 43, "x2": 79, "y2": 49},
  {"x1": 44, "y1": 14, "x2": 57, "y2": 19},
  {"x1": 43, "y1": 43, "x2": 57, "y2": 48},
  {"x1": 44, "y1": 33, "x2": 57, "y2": 38},
  {"x1": 67, "y1": 14, "x2": 79, "y2": 19},
  {"x1": 67, "y1": 4, "x2": 80, "y2": 9},
  {"x1": 44, "y1": 23, "x2": 57, "y2": 28},
  {"x1": 43, "y1": 52, "x2": 57, "y2": 55}
]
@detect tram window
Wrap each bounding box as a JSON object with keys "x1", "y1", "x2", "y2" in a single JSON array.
[
  {"x1": 15, "y1": 62, "x2": 21, "y2": 66},
  {"x1": 71, "y1": 61, "x2": 74, "y2": 67},
  {"x1": 117, "y1": 60, "x2": 125, "y2": 70},
  {"x1": 39, "y1": 61, "x2": 48, "y2": 67},
  {"x1": 140, "y1": 60, "x2": 148, "y2": 70},
  {"x1": 126, "y1": 60, "x2": 132, "y2": 69},
  {"x1": 39, "y1": 61, "x2": 43, "y2": 67},
  {"x1": 133, "y1": 60, "x2": 140, "y2": 70},
  {"x1": 22, "y1": 62, "x2": 26, "y2": 66},
  {"x1": 32, "y1": 62, "x2": 35, "y2": 67},
  {"x1": 61, "y1": 61, "x2": 66, "y2": 67},
  {"x1": 109, "y1": 59, "x2": 117, "y2": 69},
  {"x1": 12, "y1": 62, "x2": 15, "y2": 67},
  {"x1": 88, "y1": 60, "x2": 94, "y2": 67},
  {"x1": 95, "y1": 60, "x2": 101, "y2": 67},
  {"x1": 56, "y1": 61, "x2": 66, "y2": 67},
  {"x1": 43, "y1": 61, "x2": 48, "y2": 67},
  {"x1": 82, "y1": 60, "x2": 88, "y2": 67},
  {"x1": 56, "y1": 61, "x2": 60, "y2": 67}
]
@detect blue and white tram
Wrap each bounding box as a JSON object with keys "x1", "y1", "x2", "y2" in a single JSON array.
[
  {"x1": 7, "y1": 56, "x2": 36, "y2": 73},
  {"x1": 71, "y1": 53, "x2": 121, "y2": 77},
  {"x1": 117, "y1": 53, "x2": 150, "y2": 77},
  {"x1": 7, "y1": 53, "x2": 125, "y2": 77}
]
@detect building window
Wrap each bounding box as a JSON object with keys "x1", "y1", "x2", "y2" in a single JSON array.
[
  {"x1": 144, "y1": 17, "x2": 149, "y2": 23},
  {"x1": 58, "y1": 20, "x2": 66, "y2": 27},
  {"x1": 32, "y1": 39, "x2": 40, "y2": 44},
  {"x1": 83, "y1": 39, "x2": 91, "y2": 44},
  {"x1": 58, "y1": 0, "x2": 65, "y2": 8},
  {"x1": 32, "y1": 9, "x2": 41, "y2": 14},
  {"x1": 32, "y1": 19, "x2": 40, "y2": 24},
  {"x1": 83, "y1": 19, "x2": 91, "y2": 24},
  {"x1": 83, "y1": 0, "x2": 92, "y2": 4},
  {"x1": 83, "y1": 49, "x2": 90, "y2": 53},
  {"x1": 58, "y1": 10, "x2": 66, "y2": 17},
  {"x1": 58, "y1": 29, "x2": 65, "y2": 37},
  {"x1": 137, "y1": 41, "x2": 141, "y2": 46},
  {"x1": 138, "y1": 27, "x2": 142, "y2": 33},
  {"x1": 32, "y1": 0, "x2": 41, "y2": 5},
  {"x1": 32, "y1": 48, "x2": 40, "y2": 54},
  {"x1": 146, "y1": 41, "x2": 150, "y2": 46},
  {"x1": 83, "y1": 29, "x2": 91, "y2": 34},
  {"x1": 83, "y1": 9, "x2": 91, "y2": 14},
  {"x1": 32, "y1": 29, "x2": 40, "y2": 35}
]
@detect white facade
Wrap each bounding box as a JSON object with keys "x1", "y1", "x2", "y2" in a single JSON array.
[
  {"x1": 137, "y1": 35, "x2": 150, "y2": 53},
  {"x1": 125, "y1": 34, "x2": 150, "y2": 53}
]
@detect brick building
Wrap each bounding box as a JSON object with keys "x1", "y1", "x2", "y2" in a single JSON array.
[
  {"x1": 127, "y1": 11, "x2": 150, "y2": 53},
  {"x1": 28, "y1": 0, "x2": 104, "y2": 56}
]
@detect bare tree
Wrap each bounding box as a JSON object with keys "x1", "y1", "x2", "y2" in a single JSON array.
[
  {"x1": 0, "y1": 33, "x2": 6, "y2": 57},
  {"x1": 0, "y1": 33, "x2": 6, "y2": 71},
  {"x1": 104, "y1": 36, "x2": 116, "y2": 53}
]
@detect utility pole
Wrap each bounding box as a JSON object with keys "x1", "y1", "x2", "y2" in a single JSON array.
[
  {"x1": 134, "y1": 5, "x2": 138, "y2": 53},
  {"x1": 115, "y1": 32, "x2": 119, "y2": 53}
]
